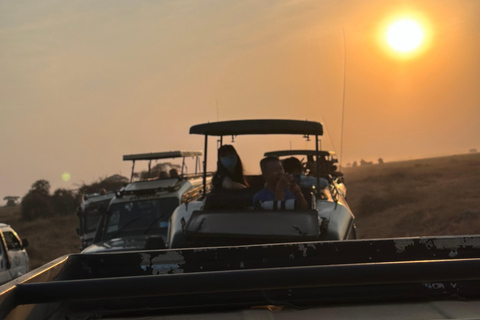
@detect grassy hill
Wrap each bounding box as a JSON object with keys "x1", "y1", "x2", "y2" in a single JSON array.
[
  {"x1": 1, "y1": 152, "x2": 479, "y2": 269},
  {"x1": 344, "y1": 152, "x2": 480, "y2": 239}
]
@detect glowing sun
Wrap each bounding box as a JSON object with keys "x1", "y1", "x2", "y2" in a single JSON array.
[
  {"x1": 61, "y1": 172, "x2": 71, "y2": 182},
  {"x1": 386, "y1": 19, "x2": 424, "y2": 53}
]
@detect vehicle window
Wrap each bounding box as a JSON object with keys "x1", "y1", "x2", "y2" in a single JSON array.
[
  {"x1": 103, "y1": 198, "x2": 180, "y2": 241},
  {"x1": 3, "y1": 231, "x2": 22, "y2": 250}
]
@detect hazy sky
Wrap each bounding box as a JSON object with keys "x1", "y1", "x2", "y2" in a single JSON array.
[{"x1": 1, "y1": 0, "x2": 479, "y2": 200}]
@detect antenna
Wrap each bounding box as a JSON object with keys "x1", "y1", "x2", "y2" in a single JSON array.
[
  {"x1": 321, "y1": 118, "x2": 337, "y2": 153},
  {"x1": 339, "y1": 28, "x2": 347, "y2": 171}
]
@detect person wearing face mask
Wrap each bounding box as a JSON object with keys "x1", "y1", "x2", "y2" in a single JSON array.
[
  {"x1": 212, "y1": 145, "x2": 248, "y2": 190},
  {"x1": 282, "y1": 157, "x2": 328, "y2": 190}
]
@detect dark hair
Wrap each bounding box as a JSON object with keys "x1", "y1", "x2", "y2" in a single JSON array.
[
  {"x1": 282, "y1": 157, "x2": 303, "y2": 174},
  {"x1": 213, "y1": 145, "x2": 248, "y2": 187},
  {"x1": 260, "y1": 156, "x2": 281, "y2": 174}
]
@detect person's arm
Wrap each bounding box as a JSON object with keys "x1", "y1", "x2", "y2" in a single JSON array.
[
  {"x1": 287, "y1": 175, "x2": 309, "y2": 210},
  {"x1": 222, "y1": 176, "x2": 247, "y2": 190},
  {"x1": 274, "y1": 175, "x2": 288, "y2": 201}
]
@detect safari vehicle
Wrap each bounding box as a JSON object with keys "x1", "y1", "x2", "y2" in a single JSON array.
[
  {"x1": 264, "y1": 149, "x2": 347, "y2": 198},
  {"x1": 2, "y1": 235, "x2": 480, "y2": 319},
  {"x1": 0, "y1": 223, "x2": 29, "y2": 285},
  {"x1": 76, "y1": 191, "x2": 116, "y2": 249},
  {"x1": 82, "y1": 151, "x2": 209, "y2": 253},
  {"x1": 167, "y1": 119, "x2": 356, "y2": 249}
]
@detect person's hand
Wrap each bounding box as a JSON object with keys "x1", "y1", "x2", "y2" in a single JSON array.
[
  {"x1": 276, "y1": 174, "x2": 289, "y2": 191},
  {"x1": 286, "y1": 174, "x2": 302, "y2": 196}
]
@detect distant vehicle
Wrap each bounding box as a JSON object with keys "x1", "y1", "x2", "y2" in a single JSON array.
[
  {"x1": 168, "y1": 119, "x2": 356, "y2": 249},
  {"x1": 82, "y1": 151, "x2": 210, "y2": 253},
  {"x1": 0, "y1": 223, "x2": 29, "y2": 285},
  {"x1": 264, "y1": 149, "x2": 347, "y2": 198},
  {"x1": 76, "y1": 191, "x2": 116, "y2": 249}
]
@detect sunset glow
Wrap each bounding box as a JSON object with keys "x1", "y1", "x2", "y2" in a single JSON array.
[{"x1": 387, "y1": 19, "x2": 424, "y2": 53}]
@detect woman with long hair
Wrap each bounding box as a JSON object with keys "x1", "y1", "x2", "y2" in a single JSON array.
[{"x1": 212, "y1": 145, "x2": 248, "y2": 190}]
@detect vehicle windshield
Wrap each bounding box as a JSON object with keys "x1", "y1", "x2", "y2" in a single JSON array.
[
  {"x1": 83, "y1": 200, "x2": 110, "y2": 234},
  {"x1": 102, "y1": 197, "x2": 179, "y2": 241}
]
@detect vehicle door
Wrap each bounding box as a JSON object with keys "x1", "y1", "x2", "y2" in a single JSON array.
[
  {"x1": 0, "y1": 230, "x2": 10, "y2": 284},
  {"x1": 2, "y1": 229, "x2": 29, "y2": 279}
]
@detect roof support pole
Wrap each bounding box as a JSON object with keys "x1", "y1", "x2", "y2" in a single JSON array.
[
  {"x1": 203, "y1": 135, "x2": 208, "y2": 198},
  {"x1": 315, "y1": 135, "x2": 320, "y2": 195},
  {"x1": 130, "y1": 160, "x2": 135, "y2": 182}
]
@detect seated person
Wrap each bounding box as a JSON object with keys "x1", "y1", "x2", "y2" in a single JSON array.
[
  {"x1": 169, "y1": 168, "x2": 180, "y2": 178},
  {"x1": 282, "y1": 157, "x2": 328, "y2": 189},
  {"x1": 212, "y1": 145, "x2": 248, "y2": 190},
  {"x1": 253, "y1": 157, "x2": 309, "y2": 210},
  {"x1": 158, "y1": 171, "x2": 169, "y2": 179}
]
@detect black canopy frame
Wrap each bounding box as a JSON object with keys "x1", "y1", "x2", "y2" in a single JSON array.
[{"x1": 189, "y1": 119, "x2": 324, "y2": 198}]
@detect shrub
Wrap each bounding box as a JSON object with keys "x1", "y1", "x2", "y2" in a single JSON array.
[
  {"x1": 21, "y1": 191, "x2": 52, "y2": 220},
  {"x1": 51, "y1": 189, "x2": 78, "y2": 215}
]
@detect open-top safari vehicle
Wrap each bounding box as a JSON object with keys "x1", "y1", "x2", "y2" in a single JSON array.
[
  {"x1": 263, "y1": 148, "x2": 347, "y2": 198},
  {"x1": 82, "y1": 151, "x2": 209, "y2": 253},
  {"x1": 167, "y1": 119, "x2": 356, "y2": 249}
]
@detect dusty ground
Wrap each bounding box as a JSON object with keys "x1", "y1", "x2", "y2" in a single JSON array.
[{"x1": 1, "y1": 152, "x2": 479, "y2": 269}]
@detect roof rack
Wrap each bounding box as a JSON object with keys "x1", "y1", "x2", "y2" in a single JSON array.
[{"x1": 123, "y1": 150, "x2": 202, "y2": 182}]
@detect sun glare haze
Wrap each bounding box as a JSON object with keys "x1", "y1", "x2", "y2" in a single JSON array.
[{"x1": 387, "y1": 19, "x2": 424, "y2": 53}]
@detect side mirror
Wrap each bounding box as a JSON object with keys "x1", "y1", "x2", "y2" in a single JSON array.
[{"x1": 21, "y1": 238, "x2": 29, "y2": 248}]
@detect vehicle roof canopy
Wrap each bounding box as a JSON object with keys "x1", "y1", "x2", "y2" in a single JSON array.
[
  {"x1": 123, "y1": 151, "x2": 202, "y2": 161},
  {"x1": 264, "y1": 150, "x2": 335, "y2": 158},
  {"x1": 190, "y1": 119, "x2": 323, "y2": 136}
]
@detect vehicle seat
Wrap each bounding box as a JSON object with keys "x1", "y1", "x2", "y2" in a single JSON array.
[{"x1": 203, "y1": 187, "x2": 258, "y2": 210}]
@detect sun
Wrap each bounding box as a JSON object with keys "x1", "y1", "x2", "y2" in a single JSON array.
[
  {"x1": 61, "y1": 172, "x2": 71, "y2": 182},
  {"x1": 386, "y1": 19, "x2": 424, "y2": 53}
]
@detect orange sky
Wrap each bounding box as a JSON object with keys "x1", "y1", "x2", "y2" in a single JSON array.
[{"x1": 1, "y1": 0, "x2": 479, "y2": 200}]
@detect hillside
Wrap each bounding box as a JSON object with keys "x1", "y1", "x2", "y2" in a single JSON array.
[
  {"x1": 344, "y1": 152, "x2": 480, "y2": 239},
  {"x1": 1, "y1": 152, "x2": 479, "y2": 269}
]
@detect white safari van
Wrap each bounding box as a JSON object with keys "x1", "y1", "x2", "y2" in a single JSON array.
[{"x1": 0, "y1": 223, "x2": 29, "y2": 285}]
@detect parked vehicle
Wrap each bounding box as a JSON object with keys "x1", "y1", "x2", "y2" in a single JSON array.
[
  {"x1": 76, "y1": 191, "x2": 116, "y2": 249},
  {"x1": 82, "y1": 151, "x2": 210, "y2": 253},
  {"x1": 167, "y1": 119, "x2": 356, "y2": 249},
  {"x1": 0, "y1": 223, "x2": 29, "y2": 285}
]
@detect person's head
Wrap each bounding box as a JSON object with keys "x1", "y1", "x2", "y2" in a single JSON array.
[
  {"x1": 169, "y1": 168, "x2": 179, "y2": 178},
  {"x1": 217, "y1": 145, "x2": 242, "y2": 173},
  {"x1": 158, "y1": 171, "x2": 168, "y2": 179},
  {"x1": 260, "y1": 157, "x2": 285, "y2": 186},
  {"x1": 282, "y1": 157, "x2": 303, "y2": 175}
]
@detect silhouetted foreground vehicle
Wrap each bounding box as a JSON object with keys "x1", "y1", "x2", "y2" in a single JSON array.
[{"x1": 2, "y1": 235, "x2": 480, "y2": 319}]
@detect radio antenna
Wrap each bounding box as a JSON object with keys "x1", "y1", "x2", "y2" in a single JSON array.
[{"x1": 339, "y1": 28, "x2": 347, "y2": 171}]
